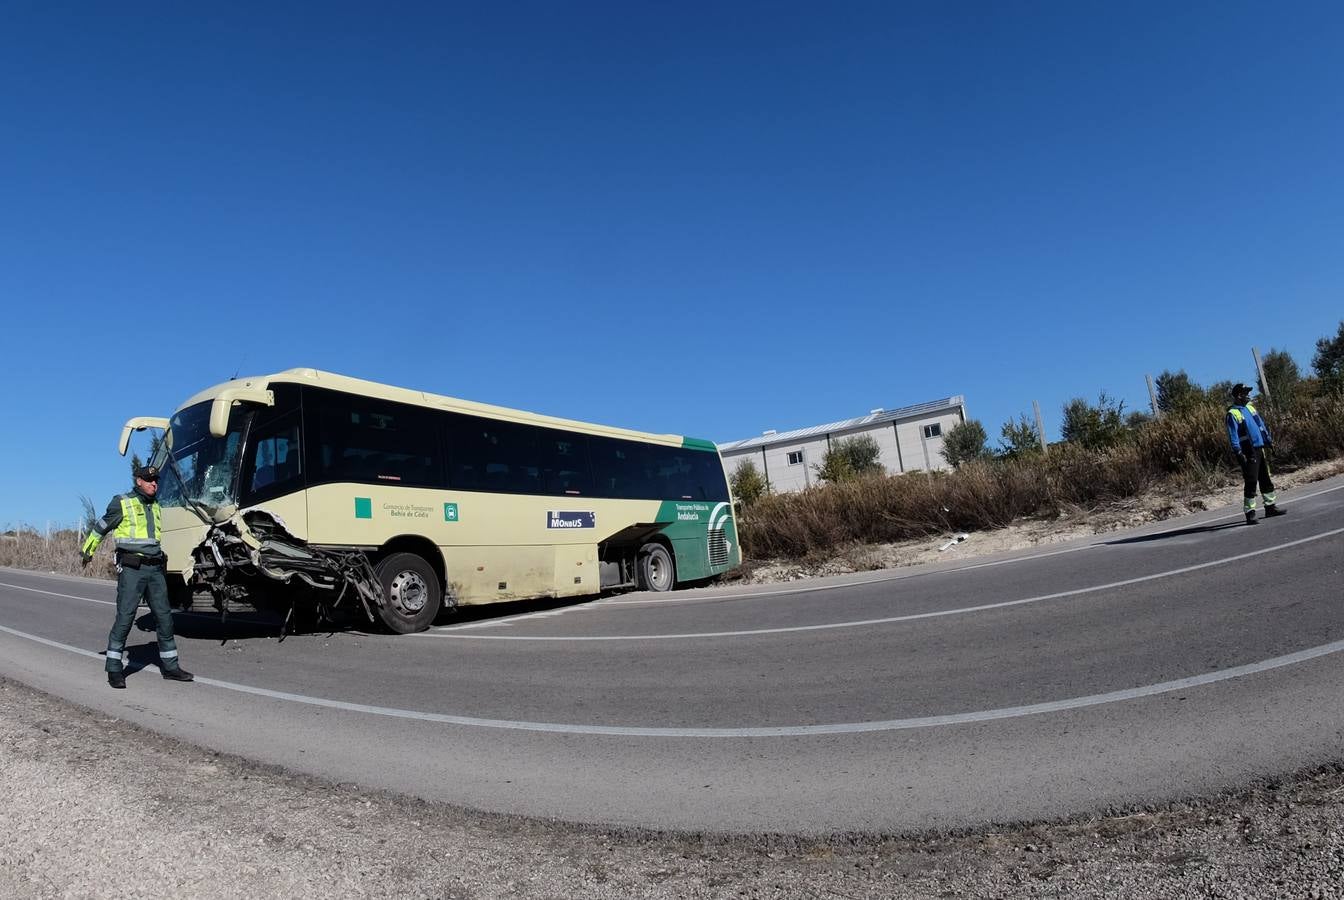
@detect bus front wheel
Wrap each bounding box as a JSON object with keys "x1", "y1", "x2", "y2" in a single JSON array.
[
  {"x1": 637, "y1": 543, "x2": 675, "y2": 592},
  {"x1": 373, "y1": 552, "x2": 442, "y2": 634}
]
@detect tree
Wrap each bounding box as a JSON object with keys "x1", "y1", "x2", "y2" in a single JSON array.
[
  {"x1": 1154, "y1": 370, "x2": 1205, "y2": 413},
  {"x1": 1259, "y1": 347, "x2": 1301, "y2": 404},
  {"x1": 813, "y1": 434, "x2": 883, "y2": 483},
  {"x1": 729, "y1": 459, "x2": 768, "y2": 507},
  {"x1": 1206, "y1": 380, "x2": 1238, "y2": 406},
  {"x1": 940, "y1": 420, "x2": 989, "y2": 468},
  {"x1": 1060, "y1": 393, "x2": 1128, "y2": 450},
  {"x1": 1313, "y1": 320, "x2": 1344, "y2": 395},
  {"x1": 1125, "y1": 410, "x2": 1153, "y2": 428},
  {"x1": 998, "y1": 415, "x2": 1041, "y2": 459}
]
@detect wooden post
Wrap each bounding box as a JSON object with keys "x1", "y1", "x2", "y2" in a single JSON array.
[
  {"x1": 1032, "y1": 400, "x2": 1047, "y2": 453},
  {"x1": 1252, "y1": 347, "x2": 1272, "y2": 406}
]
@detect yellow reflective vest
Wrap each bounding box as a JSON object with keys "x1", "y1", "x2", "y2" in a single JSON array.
[{"x1": 81, "y1": 492, "x2": 162, "y2": 557}]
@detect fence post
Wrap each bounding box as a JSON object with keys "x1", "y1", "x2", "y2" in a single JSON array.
[
  {"x1": 1146, "y1": 373, "x2": 1161, "y2": 418},
  {"x1": 1252, "y1": 347, "x2": 1272, "y2": 407},
  {"x1": 1032, "y1": 400, "x2": 1047, "y2": 454}
]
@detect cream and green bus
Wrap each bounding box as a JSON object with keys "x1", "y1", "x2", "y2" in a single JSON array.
[{"x1": 122, "y1": 368, "x2": 740, "y2": 633}]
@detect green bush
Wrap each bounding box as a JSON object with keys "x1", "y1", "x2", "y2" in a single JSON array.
[
  {"x1": 1314, "y1": 320, "x2": 1344, "y2": 395},
  {"x1": 813, "y1": 434, "x2": 883, "y2": 483},
  {"x1": 1060, "y1": 393, "x2": 1128, "y2": 450},
  {"x1": 941, "y1": 419, "x2": 989, "y2": 468},
  {"x1": 1155, "y1": 370, "x2": 1206, "y2": 413},
  {"x1": 998, "y1": 414, "x2": 1042, "y2": 459},
  {"x1": 1261, "y1": 347, "x2": 1304, "y2": 406},
  {"x1": 729, "y1": 459, "x2": 768, "y2": 508}
]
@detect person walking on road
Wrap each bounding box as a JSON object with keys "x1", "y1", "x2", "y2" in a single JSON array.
[
  {"x1": 81, "y1": 465, "x2": 194, "y2": 689},
  {"x1": 1226, "y1": 383, "x2": 1285, "y2": 526}
]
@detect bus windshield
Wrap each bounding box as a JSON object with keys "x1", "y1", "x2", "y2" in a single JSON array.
[{"x1": 156, "y1": 400, "x2": 250, "y2": 519}]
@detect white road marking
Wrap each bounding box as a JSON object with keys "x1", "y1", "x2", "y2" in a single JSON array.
[
  {"x1": 420, "y1": 525, "x2": 1344, "y2": 641},
  {"x1": 0, "y1": 582, "x2": 269, "y2": 624},
  {"x1": 0, "y1": 582, "x2": 115, "y2": 605},
  {"x1": 1, "y1": 621, "x2": 1341, "y2": 737},
  {"x1": 431, "y1": 598, "x2": 603, "y2": 632}
]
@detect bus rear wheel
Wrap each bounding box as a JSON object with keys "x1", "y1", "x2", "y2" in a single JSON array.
[
  {"x1": 373, "y1": 552, "x2": 442, "y2": 634},
  {"x1": 637, "y1": 543, "x2": 675, "y2": 592}
]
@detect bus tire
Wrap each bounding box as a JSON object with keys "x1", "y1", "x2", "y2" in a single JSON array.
[
  {"x1": 373, "y1": 552, "x2": 442, "y2": 634},
  {"x1": 636, "y1": 543, "x2": 675, "y2": 592}
]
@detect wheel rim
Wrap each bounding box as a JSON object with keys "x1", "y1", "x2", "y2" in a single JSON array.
[
  {"x1": 649, "y1": 552, "x2": 672, "y2": 591},
  {"x1": 388, "y1": 570, "x2": 428, "y2": 615}
]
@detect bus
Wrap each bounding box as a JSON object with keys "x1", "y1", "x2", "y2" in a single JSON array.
[{"x1": 121, "y1": 368, "x2": 741, "y2": 633}]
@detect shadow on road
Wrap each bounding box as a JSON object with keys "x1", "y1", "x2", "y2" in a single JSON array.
[
  {"x1": 1103, "y1": 521, "x2": 1246, "y2": 545},
  {"x1": 135, "y1": 608, "x2": 337, "y2": 642},
  {"x1": 122, "y1": 587, "x2": 631, "y2": 641},
  {"x1": 442, "y1": 593, "x2": 601, "y2": 625}
]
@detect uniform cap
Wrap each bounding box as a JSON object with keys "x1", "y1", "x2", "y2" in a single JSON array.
[
  {"x1": 134, "y1": 465, "x2": 160, "y2": 481},
  {"x1": 1231, "y1": 382, "x2": 1253, "y2": 396}
]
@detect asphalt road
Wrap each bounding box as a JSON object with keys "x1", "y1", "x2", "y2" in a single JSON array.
[{"x1": 3, "y1": 476, "x2": 1343, "y2": 836}]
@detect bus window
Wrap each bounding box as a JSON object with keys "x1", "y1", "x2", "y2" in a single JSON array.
[
  {"x1": 242, "y1": 415, "x2": 302, "y2": 501},
  {"x1": 311, "y1": 389, "x2": 444, "y2": 489},
  {"x1": 449, "y1": 417, "x2": 538, "y2": 495},
  {"x1": 586, "y1": 435, "x2": 655, "y2": 500},
  {"x1": 536, "y1": 430, "x2": 592, "y2": 496}
]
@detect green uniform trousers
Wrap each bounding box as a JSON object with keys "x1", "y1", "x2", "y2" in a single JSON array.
[{"x1": 105, "y1": 563, "x2": 181, "y2": 674}]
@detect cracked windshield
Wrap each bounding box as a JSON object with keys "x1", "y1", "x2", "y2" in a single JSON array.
[{"x1": 155, "y1": 401, "x2": 247, "y2": 518}]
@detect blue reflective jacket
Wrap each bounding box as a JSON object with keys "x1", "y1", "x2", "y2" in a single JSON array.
[{"x1": 1226, "y1": 402, "x2": 1271, "y2": 451}]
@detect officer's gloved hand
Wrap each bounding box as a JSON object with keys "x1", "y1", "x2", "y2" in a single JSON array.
[
  {"x1": 1235, "y1": 452, "x2": 1246, "y2": 465},
  {"x1": 1264, "y1": 440, "x2": 1274, "y2": 451},
  {"x1": 79, "y1": 553, "x2": 92, "y2": 567}
]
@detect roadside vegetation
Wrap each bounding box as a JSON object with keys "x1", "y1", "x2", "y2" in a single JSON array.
[
  {"x1": 0, "y1": 447, "x2": 151, "y2": 579},
  {"x1": 734, "y1": 325, "x2": 1344, "y2": 560},
  {"x1": 9, "y1": 324, "x2": 1344, "y2": 580}
]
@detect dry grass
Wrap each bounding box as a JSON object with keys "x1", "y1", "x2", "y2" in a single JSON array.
[
  {"x1": 0, "y1": 528, "x2": 115, "y2": 580},
  {"x1": 739, "y1": 395, "x2": 1344, "y2": 560}
]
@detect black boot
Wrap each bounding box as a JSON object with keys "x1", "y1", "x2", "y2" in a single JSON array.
[
  {"x1": 107, "y1": 671, "x2": 126, "y2": 689},
  {"x1": 1245, "y1": 510, "x2": 1258, "y2": 525},
  {"x1": 1264, "y1": 505, "x2": 1286, "y2": 518},
  {"x1": 161, "y1": 667, "x2": 194, "y2": 682}
]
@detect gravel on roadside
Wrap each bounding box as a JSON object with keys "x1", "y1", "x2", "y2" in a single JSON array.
[{"x1": 4, "y1": 676, "x2": 1344, "y2": 899}]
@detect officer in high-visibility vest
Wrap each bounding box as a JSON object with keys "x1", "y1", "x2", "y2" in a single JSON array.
[
  {"x1": 81, "y1": 465, "x2": 194, "y2": 689},
  {"x1": 1226, "y1": 383, "x2": 1286, "y2": 525}
]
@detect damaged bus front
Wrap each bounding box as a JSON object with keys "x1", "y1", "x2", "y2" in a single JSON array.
[{"x1": 129, "y1": 379, "x2": 388, "y2": 630}]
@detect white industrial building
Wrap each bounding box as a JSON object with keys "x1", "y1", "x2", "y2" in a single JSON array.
[{"x1": 718, "y1": 395, "x2": 967, "y2": 493}]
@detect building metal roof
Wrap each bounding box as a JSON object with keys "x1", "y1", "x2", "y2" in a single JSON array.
[{"x1": 717, "y1": 395, "x2": 965, "y2": 453}]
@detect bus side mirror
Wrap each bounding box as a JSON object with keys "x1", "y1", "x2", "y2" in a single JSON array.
[
  {"x1": 118, "y1": 417, "x2": 170, "y2": 456},
  {"x1": 208, "y1": 387, "x2": 275, "y2": 437}
]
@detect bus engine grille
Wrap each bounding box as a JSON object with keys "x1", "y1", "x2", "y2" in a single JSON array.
[{"x1": 708, "y1": 528, "x2": 729, "y2": 566}]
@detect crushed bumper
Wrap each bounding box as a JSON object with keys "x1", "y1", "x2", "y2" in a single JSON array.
[{"x1": 187, "y1": 509, "x2": 384, "y2": 627}]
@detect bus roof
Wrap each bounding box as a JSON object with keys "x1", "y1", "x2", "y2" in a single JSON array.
[{"x1": 177, "y1": 368, "x2": 715, "y2": 450}]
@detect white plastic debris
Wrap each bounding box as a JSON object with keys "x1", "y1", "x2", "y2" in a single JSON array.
[{"x1": 938, "y1": 533, "x2": 970, "y2": 552}]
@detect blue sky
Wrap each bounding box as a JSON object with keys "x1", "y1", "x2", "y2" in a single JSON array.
[{"x1": 2, "y1": 2, "x2": 1341, "y2": 527}]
